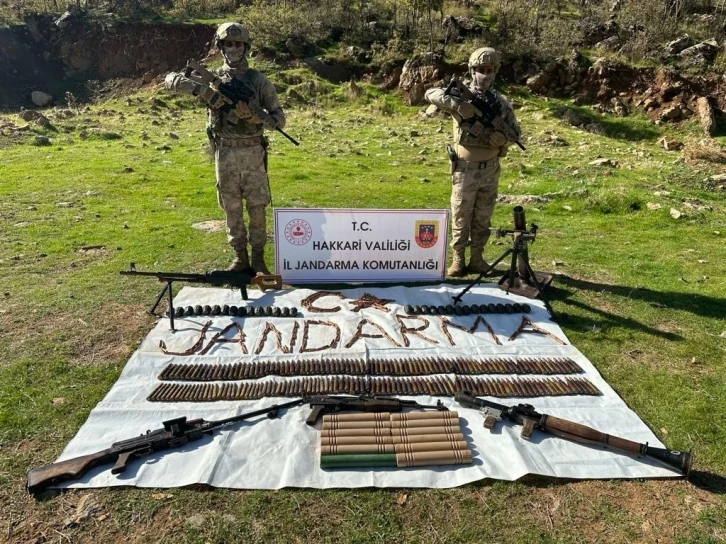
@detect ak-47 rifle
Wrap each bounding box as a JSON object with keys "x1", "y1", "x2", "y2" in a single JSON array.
[
  {"x1": 444, "y1": 77, "x2": 525, "y2": 151},
  {"x1": 26, "y1": 399, "x2": 304, "y2": 495},
  {"x1": 455, "y1": 392, "x2": 693, "y2": 476},
  {"x1": 183, "y1": 59, "x2": 299, "y2": 146},
  {"x1": 120, "y1": 263, "x2": 282, "y2": 330},
  {"x1": 305, "y1": 394, "x2": 448, "y2": 426}
]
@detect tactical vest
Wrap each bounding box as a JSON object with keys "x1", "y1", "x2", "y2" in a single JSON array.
[
  {"x1": 454, "y1": 92, "x2": 512, "y2": 148},
  {"x1": 208, "y1": 69, "x2": 264, "y2": 139},
  {"x1": 454, "y1": 119, "x2": 500, "y2": 147}
]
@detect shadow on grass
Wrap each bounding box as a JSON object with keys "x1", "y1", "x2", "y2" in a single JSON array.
[
  {"x1": 688, "y1": 470, "x2": 726, "y2": 495},
  {"x1": 554, "y1": 274, "x2": 723, "y2": 321},
  {"x1": 547, "y1": 103, "x2": 661, "y2": 142}
]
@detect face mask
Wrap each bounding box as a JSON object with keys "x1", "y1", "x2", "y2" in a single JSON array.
[
  {"x1": 471, "y1": 71, "x2": 496, "y2": 92},
  {"x1": 222, "y1": 43, "x2": 246, "y2": 65}
]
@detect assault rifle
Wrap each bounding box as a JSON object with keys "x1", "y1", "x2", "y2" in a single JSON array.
[
  {"x1": 183, "y1": 59, "x2": 299, "y2": 146},
  {"x1": 306, "y1": 394, "x2": 448, "y2": 425},
  {"x1": 455, "y1": 392, "x2": 693, "y2": 476},
  {"x1": 444, "y1": 78, "x2": 525, "y2": 151},
  {"x1": 26, "y1": 399, "x2": 304, "y2": 495},
  {"x1": 120, "y1": 263, "x2": 282, "y2": 331}
]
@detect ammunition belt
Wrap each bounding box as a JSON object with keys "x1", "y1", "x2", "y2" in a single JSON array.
[
  {"x1": 147, "y1": 376, "x2": 600, "y2": 402},
  {"x1": 453, "y1": 158, "x2": 498, "y2": 172},
  {"x1": 405, "y1": 303, "x2": 530, "y2": 316},
  {"x1": 215, "y1": 135, "x2": 264, "y2": 148},
  {"x1": 172, "y1": 305, "x2": 298, "y2": 318},
  {"x1": 157, "y1": 356, "x2": 582, "y2": 381}
]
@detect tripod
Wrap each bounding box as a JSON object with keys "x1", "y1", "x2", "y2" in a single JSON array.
[{"x1": 452, "y1": 207, "x2": 554, "y2": 317}]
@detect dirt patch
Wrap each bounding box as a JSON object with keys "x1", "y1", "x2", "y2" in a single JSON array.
[
  {"x1": 70, "y1": 303, "x2": 155, "y2": 366},
  {"x1": 0, "y1": 302, "x2": 153, "y2": 367},
  {"x1": 75, "y1": 245, "x2": 109, "y2": 257},
  {"x1": 192, "y1": 220, "x2": 225, "y2": 233}
]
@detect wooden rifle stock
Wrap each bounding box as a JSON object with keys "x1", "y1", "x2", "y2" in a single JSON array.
[
  {"x1": 455, "y1": 392, "x2": 692, "y2": 476},
  {"x1": 27, "y1": 448, "x2": 115, "y2": 494}
]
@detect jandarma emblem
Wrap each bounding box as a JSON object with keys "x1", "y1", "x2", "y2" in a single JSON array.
[
  {"x1": 284, "y1": 219, "x2": 313, "y2": 245},
  {"x1": 414, "y1": 221, "x2": 439, "y2": 248}
]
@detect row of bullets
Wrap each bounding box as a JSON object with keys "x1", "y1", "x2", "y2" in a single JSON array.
[
  {"x1": 456, "y1": 375, "x2": 600, "y2": 397},
  {"x1": 404, "y1": 302, "x2": 531, "y2": 316},
  {"x1": 157, "y1": 356, "x2": 583, "y2": 381},
  {"x1": 147, "y1": 375, "x2": 600, "y2": 402},
  {"x1": 172, "y1": 305, "x2": 299, "y2": 318}
]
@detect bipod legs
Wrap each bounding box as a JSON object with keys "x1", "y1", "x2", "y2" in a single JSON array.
[
  {"x1": 452, "y1": 248, "x2": 513, "y2": 305},
  {"x1": 149, "y1": 280, "x2": 176, "y2": 331}
]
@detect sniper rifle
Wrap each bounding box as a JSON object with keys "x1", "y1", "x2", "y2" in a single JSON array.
[
  {"x1": 455, "y1": 391, "x2": 693, "y2": 476},
  {"x1": 26, "y1": 399, "x2": 304, "y2": 495},
  {"x1": 444, "y1": 77, "x2": 525, "y2": 151}
]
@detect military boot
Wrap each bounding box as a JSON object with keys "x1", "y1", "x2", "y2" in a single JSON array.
[
  {"x1": 447, "y1": 249, "x2": 466, "y2": 277},
  {"x1": 228, "y1": 248, "x2": 250, "y2": 272},
  {"x1": 467, "y1": 246, "x2": 489, "y2": 274},
  {"x1": 251, "y1": 247, "x2": 272, "y2": 275}
]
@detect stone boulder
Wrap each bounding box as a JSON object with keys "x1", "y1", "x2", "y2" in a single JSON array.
[
  {"x1": 580, "y1": 17, "x2": 619, "y2": 46},
  {"x1": 442, "y1": 15, "x2": 488, "y2": 42},
  {"x1": 697, "y1": 97, "x2": 717, "y2": 137},
  {"x1": 664, "y1": 34, "x2": 693, "y2": 56},
  {"x1": 285, "y1": 38, "x2": 307, "y2": 59},
  {"x1": 658, "y1": 137, "x2": 684, "y2": 151},
  {"x1": 679, "y1": 39, "x2": 719, "y2": 65},
  {"x1": 595, "y1": 36, "x2": 620, "y2": 52},
  {"x1": 31, "y1": 91, "x2": 52, "y2": 107},
  {"x1": 399, "y1": 53, "x2": 444, "y2": 105}
]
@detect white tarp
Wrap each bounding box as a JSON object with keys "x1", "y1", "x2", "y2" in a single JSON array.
[{"x1": 52, "y1": 284, "x2": 682, "y2": 490}]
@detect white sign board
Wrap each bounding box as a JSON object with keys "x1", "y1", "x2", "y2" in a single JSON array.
[{"x1": 274, "y1": 208, "x2": 449, "y2": 283}]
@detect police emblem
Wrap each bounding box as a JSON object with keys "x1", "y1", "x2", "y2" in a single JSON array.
[{"x1": 414, "y1": 221, "x2": 439, "y2": 249}]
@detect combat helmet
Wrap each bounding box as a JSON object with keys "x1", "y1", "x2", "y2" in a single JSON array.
[
  {"x1": 215, "y1": 22, "x2": 252, "y2": 47},
  {"x1": 468, "y1": 47, "x2": 501, "y2": 70}
]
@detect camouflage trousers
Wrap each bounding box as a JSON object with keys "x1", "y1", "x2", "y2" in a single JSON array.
[
  {"x1": 215, "y1": 143, "x2": 270, "y2": 252},
  {"x1": 450, "y1": 159, "x2": 501, "y2": 252}
]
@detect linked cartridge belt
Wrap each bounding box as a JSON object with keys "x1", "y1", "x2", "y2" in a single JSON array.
[
  {"x1": 157, "y1": 356, "x2": 583, "y2": 381},
  {"x1": 147, "y1": 376, "x2": 601, "y2": 402}
]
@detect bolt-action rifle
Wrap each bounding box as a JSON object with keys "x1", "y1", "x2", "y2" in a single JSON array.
[
  {"x1": 455, "y1": 391, "x2": 693, "y2": 476},
  {"x1": 183, "y1": 59, "x2": 299, "y2": 146},
  {"x1": 120, "y1": 263, "x2": 282, "y2": 330},
  {"x1": 306, "y1": 394, "x2": 448, "y2": 426},
  {"x1": 444, "y1": 77, "x2": 525, "y2": 151},
  {"x1": 26, "y1": 399, "x2": 305, "y2": 495}
]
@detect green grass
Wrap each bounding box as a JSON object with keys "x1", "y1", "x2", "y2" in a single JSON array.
[{"x1": 0, "y1": 84, "x2": 725, "y2": 543}]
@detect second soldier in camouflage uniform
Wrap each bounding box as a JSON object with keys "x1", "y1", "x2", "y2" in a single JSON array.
[
  {"x1": 164, "y1": 22, "x2": 286, "y2": 274},
  {"x1": 425, "y1": 47, "x2": 521, "y2": 277}
]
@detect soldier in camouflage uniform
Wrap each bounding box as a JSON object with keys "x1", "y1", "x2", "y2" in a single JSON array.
[
  {"x1": 425, "y1": 47, "x2": 521, "y2": 277},
  {"x1": 164, "y1": 22, "x2": 286, "y2": 274}
]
